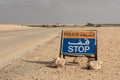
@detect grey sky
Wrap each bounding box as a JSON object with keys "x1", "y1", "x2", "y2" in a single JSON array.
[{"x1": 0, "y1": 0, "x2": 120, "y2": 24}]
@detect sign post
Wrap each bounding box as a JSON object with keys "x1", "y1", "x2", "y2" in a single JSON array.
[{"x1": 60, "y1": 30, "x2": 97, "y2": 60}]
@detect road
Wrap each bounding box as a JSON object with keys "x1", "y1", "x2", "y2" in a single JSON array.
[{"x1": 0, "y1": 27, "x2": 67, "y2": 69}]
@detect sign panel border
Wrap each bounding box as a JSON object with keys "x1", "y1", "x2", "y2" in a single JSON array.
[{"x1": 59, "y1": 30, "x2": 98, "y2": 60}]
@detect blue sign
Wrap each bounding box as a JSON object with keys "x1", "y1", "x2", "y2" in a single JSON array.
[{"x1": 61, "y1": 30, "x2": 96, "y2": 55}]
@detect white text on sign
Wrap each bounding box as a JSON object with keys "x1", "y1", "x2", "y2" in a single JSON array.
[{"x1": 68, "y1": 46, "x2": 90, "y2": 53}]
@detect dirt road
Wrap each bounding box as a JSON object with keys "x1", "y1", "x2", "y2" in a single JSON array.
[{"x1": 0, "y1": 27, "x2": 67, "y2": 69}]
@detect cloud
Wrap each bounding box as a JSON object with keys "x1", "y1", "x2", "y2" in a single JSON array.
[{"x1": 0, "y1": 0, "x2": 120, "y2": 24}]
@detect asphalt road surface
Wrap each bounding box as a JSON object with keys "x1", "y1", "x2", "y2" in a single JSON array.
[{"x1": 0, "y1": 27, "x2": 67, "y2": 69}]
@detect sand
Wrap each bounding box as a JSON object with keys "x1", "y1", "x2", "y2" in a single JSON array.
[
  {"x1": 0, "y1": 26, "x2": 120, "y2": 80},
  {"x1": 0, "y1": 24, "x2": 32, "y2": 31}
]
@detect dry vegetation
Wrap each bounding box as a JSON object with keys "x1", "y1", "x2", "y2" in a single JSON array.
[{"x1": 25, "y1": 24, "x2": 80, "y2": 27}]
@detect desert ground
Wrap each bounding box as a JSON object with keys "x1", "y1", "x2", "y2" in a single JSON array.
[
  {"x1": 0, "y1": 25, "x2": 67, "y2": 70},
  {"x1": 0, "y1": 25, "x2": 33, "y2": 31},
  {"x1": 0, "y1": 25, "x2": 120, "y2": 80}
]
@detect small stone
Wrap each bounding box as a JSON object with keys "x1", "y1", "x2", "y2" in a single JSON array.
[
  {"x1": 34, "y1": 57, "x2": 39, "y2": 60},
  {"x1": 117, "y1": 71, "x2": 120, "y2": 75},
  {"x1": 87, "y1": 79, "x2": 94, "y2": 80},
  {"x1": 87, "y1": 61, "x2": 102, "y2": 70},
  {"x1": 88, "y1": 58, "x2": 95, "y2": 61},
  {"x1": 73, "y1": 56, "x2": 88, "y2": 65},
  {"x1": 51, "y1": 57, "x2": 65, "y2": 68},
  {"x1": 35, "y1": 78, "x2": 38, "y2": 80},
  {"x1": 44, "y1": 71, "x2": 49, "y2": 74}
]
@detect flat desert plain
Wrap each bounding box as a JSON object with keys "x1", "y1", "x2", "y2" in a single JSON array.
[
  {"x1": 0, "y1": 26, "x2": 120, "y2": 80},
  {"x1": 0, "y1": 24, "x2": 32, "y2": 31}
]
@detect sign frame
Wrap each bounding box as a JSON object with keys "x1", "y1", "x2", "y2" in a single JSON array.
[{"x1": 59, "y1": 30, "x2": 98, "y2": 60}]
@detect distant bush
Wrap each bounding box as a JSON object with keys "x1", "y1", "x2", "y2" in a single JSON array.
[
  {"x1": 62, "y1": 25, "x2": 65, "y2": 27},
  {"x1": 53, "y1": 25, "x2": 57, "y2": 27},
  {"x1": 42, "y1": 25, "x2": 46, "y2": 27},
  {"x1": 96, "y1": 24, "x2": 101, "y2": 27},
  {"x1": 86, "y1": 23, "x2": 94, "y2": 26}
]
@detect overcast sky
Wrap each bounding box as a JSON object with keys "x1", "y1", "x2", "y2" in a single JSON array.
[{"x1": 0, "y1": 0, "x2": 120, "y2": 24}]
